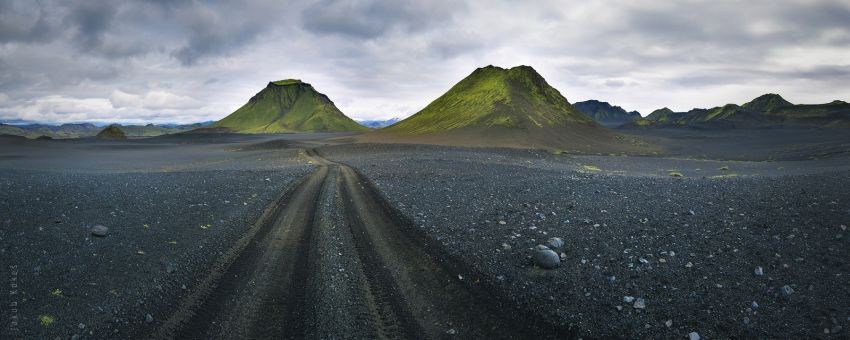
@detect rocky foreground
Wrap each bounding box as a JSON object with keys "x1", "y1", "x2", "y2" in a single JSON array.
[
  {"x1": 2, "y1": 135, "x2": 849, "y2": 339},
  {"x1": 321, "y1": 143, "x2": 850, "y2": 338},
  {"x1": 0, "y1": 140, "x2": 313, "y2": 339}
]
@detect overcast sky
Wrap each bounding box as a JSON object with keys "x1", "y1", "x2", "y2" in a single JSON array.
[{"x1": 1, "y1": 0, "x2": 849, "y2": 124}]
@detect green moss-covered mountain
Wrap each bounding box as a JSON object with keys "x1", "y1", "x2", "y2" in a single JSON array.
[
  {"x1": 381, "y1": 65, "x2": 596, "y2": 134},
  {"x1": 644, "y1": 94, "x2": 850, "y2": 128},
  {"x1": 96, "y1": 125, "x2": 127, "y2": 139},
  {"x1": 365, "y1": 66, "x2": 655, "y2": 153},
  {"x1": 573, "y1": 100, "x2": 641, "y2": 127},
  {"x1": 209, "y1": 79, "x2": 367, "y2": 133}
]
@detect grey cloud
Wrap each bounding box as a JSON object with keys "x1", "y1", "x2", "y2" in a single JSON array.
[
  {"x1": 669, "y1": 64, "x2": 850, "y2": 88},
  {"x1": 0, "y1": 0, "x2": 55, "y2": 43},
  {"x1": 604, "y1": 79, "x2": 626, "y2": 88},
  {"x1": 66, "y1": 0, "x2": 118, "y2": 50},
  {"x1": 301, "y1": 0, "x2": 458, "y2": 39},
  {"x1": 771, "y1": 65, "x2": 850, "y2": 81},
  {"x1": 170, "y1": 1, "x2": 288, "y2": 65}
]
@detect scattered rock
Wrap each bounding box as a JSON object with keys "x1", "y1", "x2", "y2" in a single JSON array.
[
  {"x1": 446, "y1": 328, "x2": 457, "y2": 335},
  {"x1": 544, "y1": 237, "x2": 564, "y2": 251},
  {"x1": 665, "y1": 319, "x2": 673, "y2": 328},
  {"x1": 780, "y1": 285, "x2": 794, "y2": 298},
  {"x1": 531, "y1": 245, "x2": 560, "y2": 269},
  {"x1": 688, "y1": 331, "x2": 700, "y2": 340},
  {"x1": 688, "y1": 210, "x2": 695, "y2": 215},
  {"x1": 633, "y1": 298, "x2": 646, "y2": 309},
  {"x1": 754, "y1": 266, "x2": 764, "y2": 276},
  {"x1": 145, "y1": 313, "x2": 153, "y2": 323},
  {"x1": 752, "y1": 301, "x2": 759, "y2": 309},
  {"x1": 623, "y1": 296, "x2": 635, "y2": 303},
  {"x1": 90, "y1": 225, "x2": 109, "y2": 237}
]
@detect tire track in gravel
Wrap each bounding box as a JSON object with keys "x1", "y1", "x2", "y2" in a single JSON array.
[
  {"x1": 325, "y1": 148, "x2": 569, "y2": 339},
  {"x1": 156, "y1": 148, "x2": 566, "y2": 339},
  {"x1": 159, "y1": 165, "x2": 329, "y2": 339}
]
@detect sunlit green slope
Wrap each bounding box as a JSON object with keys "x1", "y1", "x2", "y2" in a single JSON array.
[{"x1": 382, "y1": 65, "x2": 596, "y2": 134}]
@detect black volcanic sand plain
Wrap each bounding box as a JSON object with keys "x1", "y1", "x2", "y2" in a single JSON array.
[
  {"x1": 0, "y1": 134, "x2": 316, "y2": 338},
  {"x1": 2, "y1": 128, "x2": 850, "y2": 339}
]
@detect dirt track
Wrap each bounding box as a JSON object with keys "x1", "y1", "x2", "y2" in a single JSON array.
[{"x1": 152, "y1": 148, "x2": 564, "y2": 339}]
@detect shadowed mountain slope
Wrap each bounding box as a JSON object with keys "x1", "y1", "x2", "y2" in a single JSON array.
[
  {"x1": 573, "y1": 100, "x2": 641, "y2": 127},
  {"x1": 95, "y1": 125, "x2": 127, "y2": 139}
]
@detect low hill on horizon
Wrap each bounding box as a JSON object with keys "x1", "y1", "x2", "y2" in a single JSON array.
[
  {"x1": 573, "y1": 100, "x2": 641, "y2": 127},
  {"x1": 361, "y1": 65, "x2": 655, "y2": 153},
  {"x1": 207, "y1": 79, "x2": 367, "y2": 133},
  {"x1": 638, "y1": 94, "x2": 850, "y2": 128},
  {"x1": 0, "y1": 122, "x2": 211, "y2": 139},
  {"x1": 95, "y1": 125, "x2": 127, "y2": 140}
]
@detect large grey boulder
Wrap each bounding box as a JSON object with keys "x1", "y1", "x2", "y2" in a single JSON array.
[{"x1": 532, "y1": 245, "x2": 560, "y2": 269}]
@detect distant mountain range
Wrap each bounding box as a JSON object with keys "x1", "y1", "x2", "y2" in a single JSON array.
[
  {"x1": 0, "y1": 121, "x2": 213, "y2": 139},
  {"x1": 206, "y1": 79, "x2": 367, "y2": 133},
  {"x1": 356, "y1": 117, "x2": 400, "y2": 128},
  {"x1": 572, "y1": 100, "x2": 641, "y2": 128},
  {"x1": 634, "y1": 94, "x2": 850, "y2": 128},
  {"x1": 4, "y1": 77, "x2": 848, "y2": 144}
]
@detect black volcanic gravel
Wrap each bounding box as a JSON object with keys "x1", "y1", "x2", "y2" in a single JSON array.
[
  {"x1": 322, "y1": 144, "x2": 850, "y2": 339},
  {"x1": 0, "y1": 166, "x2": 312, "y2": 338}
]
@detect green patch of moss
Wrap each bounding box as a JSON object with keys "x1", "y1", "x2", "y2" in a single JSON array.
[
  {"x1": 709, "y1": 173, "x2": 738, "y2": 179},
  {"x1": 668, "y1": 171, "x2": 683, "y2": 177},
  {"x1": 581, "y1": 164, "x2": 601, "y2": 172},
  {"x1": 39, "y1": 315, "x2": 55, "y2": 327},
  {"x1": 271, "y1": 79, "x2": 302, "y2": 86}
]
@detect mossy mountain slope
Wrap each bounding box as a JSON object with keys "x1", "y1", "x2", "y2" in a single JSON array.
[
  {"x1": 381, "y1": 65, "x2": 596, "y2": 134},
  {"x1": 364, "y1": 66, "x2": 655, "y2": 154},
  {"x1": 210, "y1": 79, "x2": 367, "y2": 133}
]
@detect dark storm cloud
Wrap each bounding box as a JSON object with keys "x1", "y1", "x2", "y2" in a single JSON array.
[
  {"x1": 0, "y1": 0, "x2": 54, "y2": 43},
  {"x1": 170, "y1": 4, "x2": 271, "y2": 66},
  {"x1": 65, "y1": 0, "x2": 117, "y2": 49},
  {"x1": 301, "y1": 0, "x2": 458, "y2": 39}
]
